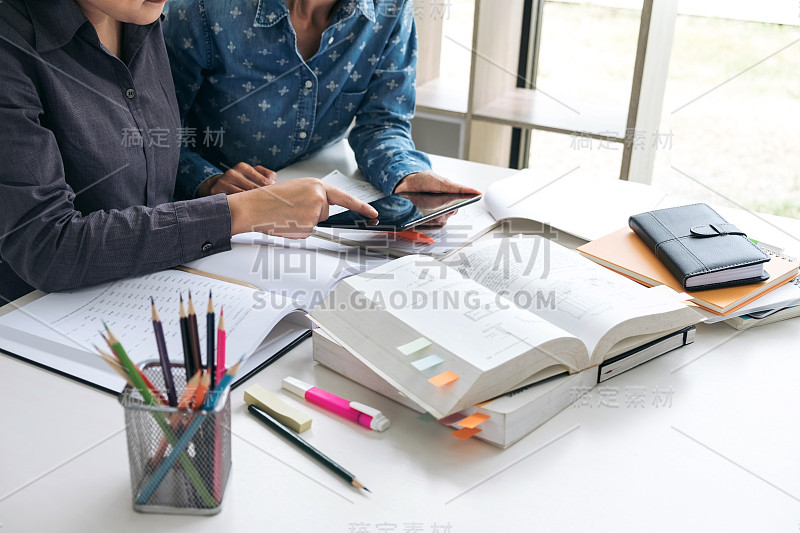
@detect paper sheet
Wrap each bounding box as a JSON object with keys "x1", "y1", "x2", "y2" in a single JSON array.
[{"x1": 0, "y1": 270, "x2": 298, "y2": 377}]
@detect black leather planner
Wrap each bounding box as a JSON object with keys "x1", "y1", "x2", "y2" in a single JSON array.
[{"x1": 628, "y1": 203, "x2": 770, "y2": 291}]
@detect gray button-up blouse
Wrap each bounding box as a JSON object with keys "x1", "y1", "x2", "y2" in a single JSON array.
[{"x1": 0, "y1": 0, "x2": 232, "y2": 302}]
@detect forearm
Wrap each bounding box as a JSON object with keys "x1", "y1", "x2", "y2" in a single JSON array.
[
  {"x1": 349, "y1": 118, "x2": 432, "y2": 195},
  {"x1": 349, "y1": 0, "x2": 430, "y2": 194},
  {"x1": 1, "y1": 196, "x2": 231, "y2": 293}
]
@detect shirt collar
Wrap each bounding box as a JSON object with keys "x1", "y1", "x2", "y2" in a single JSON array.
[
  {"x1": 339, "y1": 0, "x2": 376, "y2": 23},
  {"x1": 26, "y1": 0, "x2": 165, "y2": 54},
  {"x1": 26, "y1": 0, "x2": 91, "y2": 53},
  {"x1": 254, "y1": 0, "x2": 376, "y2": 27}
]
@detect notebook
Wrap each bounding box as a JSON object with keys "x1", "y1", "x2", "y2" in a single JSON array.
[
  {"x1": 0, "y1": 238, "x2": 388, "y2": 394},
  {"x1": 628, "y1": 204, "x2": 770, "y2": 290},
  {"x1": 577, "y1": 228, "x2": 798, "y2": 315}
]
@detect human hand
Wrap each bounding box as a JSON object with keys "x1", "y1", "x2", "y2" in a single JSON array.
[
  {"x1": 227, "y1": 178, "x2": 379, "y2": 239},
  {"x1": 393, "y1": 171, "x2": 482, "y2": 227},
  {"x1": 196, "y1": 162, "x2": 278, "y2": 197}
]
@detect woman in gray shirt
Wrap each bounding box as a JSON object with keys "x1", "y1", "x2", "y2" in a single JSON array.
[{"x1": 0, "y1": 0, "x2": 376, "y2": 302}]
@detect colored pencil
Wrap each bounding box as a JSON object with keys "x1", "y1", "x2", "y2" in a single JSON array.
[
  {"x1": 207, "y1": 291, "x2": 216, "y2": 388},
  {"x1": 186, "y1": 291, "x2": 202, "y2": 376},
  {"x1": 192, "y1": 371, "x2": 211, "y2": 410},
  {"x1": 150, "y1": 370, "x2": 203, "y2": 469},
  {"x1": 179, "y1": 294, "x2": 194, "y2": 378},
  {"x1": 137, "y1": 355, "x2": 244, "y2": 506},
  {"x1": 151, "y1": 298, "x2": 177, "y2": 407},
  {"x1": 178, "y1": 371, "x2": 203, "y2": 410},
  {"x1": 216, "y1": 307, "x2": 226, "y2": 384},
  {"x1": 247, "y1": 404, "x2": 370, "y2": 493},
  {"x1": 94, "y1": 344, "x2": 134, "y2": 387},
  {"x1": 102, "y1": 332, "x2": 167, "y2": 406}
]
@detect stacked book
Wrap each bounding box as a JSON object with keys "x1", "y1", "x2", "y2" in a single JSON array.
[
  {"x1": 309, "y1": 236, "x2": 702, "y2": 447},
  {"x1": 577, "y1": 204, "x2": 799, "y2": 330}
]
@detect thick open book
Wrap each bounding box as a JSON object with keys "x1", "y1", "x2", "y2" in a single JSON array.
[
  {"x1": 310, "y1": 236, "x2": 702, "y2": 419},
  {"x1": 0, "y1": 237, "x2": 386, "y2": 394}
]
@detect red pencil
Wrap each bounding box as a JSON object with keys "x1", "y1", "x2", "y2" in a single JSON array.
[{"x1": 216, "y1": 308, "x2": 226, "y2": 384}]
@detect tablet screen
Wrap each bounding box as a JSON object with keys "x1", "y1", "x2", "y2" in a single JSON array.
[{"x1": 317, "y1": 192, "x2": 482, "y2": 231}]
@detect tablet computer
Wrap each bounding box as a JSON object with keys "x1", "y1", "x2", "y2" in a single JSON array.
[{"x1": 317, "y1": 192, "x2": 482, "y2": 231}]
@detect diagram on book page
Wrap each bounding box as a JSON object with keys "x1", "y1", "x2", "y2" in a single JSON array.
[{"x1": 446, "y1": 236, "x2": 689, "y2": 357}]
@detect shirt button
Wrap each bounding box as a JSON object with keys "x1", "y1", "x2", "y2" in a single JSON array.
[
  {"x1": 202, "y1": 242, "x2": 213, "y2": 252},
  {"x1": 328, "y1": 37, "x2": 334, "y2": 45},
  {"x1": 125, "y1": 88, "x2": 136, "y2": 99},
  {"x1": 299, "y1": 132, "x2": 307, "y2": 139},
  {"x1": 305, "y1": 80, "x2": 313, "y2": 89}
]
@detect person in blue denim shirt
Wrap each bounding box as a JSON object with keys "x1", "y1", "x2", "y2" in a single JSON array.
[{"x1": 163, "y1": 0, "x2": 478, "y2": 210}]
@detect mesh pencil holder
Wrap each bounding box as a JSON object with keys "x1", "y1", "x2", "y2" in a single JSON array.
[{"x1": 119, "y1": 362, "x2": 232, "y2": 515}]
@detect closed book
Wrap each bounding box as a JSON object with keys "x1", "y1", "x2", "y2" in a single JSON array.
[
  {"x1": 628, "y1": 203, "x2": 770, "y2": 290},
  {"x1": 312, "y1": 326, "x2": 695, "y2": 447}
]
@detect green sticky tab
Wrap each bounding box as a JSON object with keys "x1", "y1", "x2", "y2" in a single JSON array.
[
  {"x1": 397, "y1": 337, "x2": 432, "y2": 356},
  {"x1": 416, "y1": 412, "x2": 437, "y2": 423}
]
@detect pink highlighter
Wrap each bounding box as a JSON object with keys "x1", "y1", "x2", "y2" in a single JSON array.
[{"x1": 282, "y1": 377, "x2": 391, "y2": 432}]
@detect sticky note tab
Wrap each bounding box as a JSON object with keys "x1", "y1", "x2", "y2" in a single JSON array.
[
  {"x1": 397, "y1": 337, "x2": 432, "y2": 356},
  {"x1": 416, "y1": 412, "x2": 437, "y2": 423},
  {"x1": 244, "y1": 384, "x2": 312, "y2": 433},
  {"x1": 428, "y1": 371, "x2": 459, "y2": 387},
  {"x1": 438, "y1": 413, "x2": 466, "y2": 426},
  {"x1": 411, "y1": 354, "x2": 444, "y2": 371},
  {"x1": 451, "y1": 427, "x2": 482, "y2": 440},
  {"x1": 457, "y1": 413, "x2": 490, "y2": 429}
]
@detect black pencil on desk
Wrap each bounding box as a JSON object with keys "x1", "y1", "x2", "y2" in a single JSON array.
[
  {"x1": 247, "y1": 404, "x2": 371, "y2": 493},
  {"x1": 207, "y1": 291, "x2": 216, "y2": 388},
  {"x1": 150, "y1": 297, "x2": 177, "y2": 407},
  {"x1": 179, "y1": 295, "x2": 194, "y2": 378},
  {"x1": 186, "y1": 290, "x2": 203, "y2": 376}
]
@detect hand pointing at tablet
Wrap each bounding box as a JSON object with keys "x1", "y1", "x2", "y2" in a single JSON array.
[{"x1": 228, "y1": 178, "x2": 378, "y2": 239}]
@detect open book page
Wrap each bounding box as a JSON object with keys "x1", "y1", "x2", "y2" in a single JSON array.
[
  {"x1": 444, "y1": 236, "x2": 700, "y2": 364},
  {"x1": 311, "y1": 255, "x2": 588, "y2": 417},
  {"x1": 185, "y1": 237, "x2": 390, "y2": 310},
  {"x1": 0, "y1": 270, "x2": 299, "y2": 385},
  {"x1": 343, "y1": 255, "x2": 583, "y2": 371},
  {"x1": 313, "y1": 171, "x2": 498, "y2": 257},
  {"x1": 484, "y1": 170, "x2": 666, "y2": 241}
]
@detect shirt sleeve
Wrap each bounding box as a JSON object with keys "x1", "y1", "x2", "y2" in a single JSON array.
[
  {"x1": 348, "y1": 0, "x2": 432, "y2": 195},
  {"x1": 163, "y1": 0, "x2": 223, "y2": 200},
  {"x1": 0, "y1": 29, "x2": 231, "y2": 294}
]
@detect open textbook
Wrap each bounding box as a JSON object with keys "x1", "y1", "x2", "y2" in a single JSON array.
[
  {"x1": 312, "y1": 169, "x2": 666, "y2": 256},
  {"x1": 310, "y1": 236, "x2": 702, "y2": 419},
  {"x1": 0, "y1": 238, "x2": 388, "y2": 393}
]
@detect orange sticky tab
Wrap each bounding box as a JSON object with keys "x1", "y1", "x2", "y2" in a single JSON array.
[
  {"x1": 457, "y1": 413, "x2": 490, "y2": 429},
  {"x1": 451, "y1": 427, "x2": 482, "y2": 440},
  {"x1": 428, "y1": 371, "x2": 459, "y2": 387}
]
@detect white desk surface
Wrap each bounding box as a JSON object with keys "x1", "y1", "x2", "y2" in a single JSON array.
[{"x1": 1, "y1": 143, "x2": 798, "y2": 533}]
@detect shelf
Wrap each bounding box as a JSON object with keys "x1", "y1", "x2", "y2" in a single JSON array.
[
  {"x1": 415, "y1": 78, "x2": 469, "y2": 118},
  {"x1": 472, "y1": 88, "x2": 628, "y2": 142}
]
